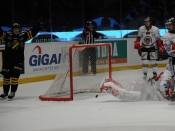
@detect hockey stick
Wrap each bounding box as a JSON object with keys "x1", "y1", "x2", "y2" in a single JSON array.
[{"x1": 152, "y1": 81, "x2": 169, "y2": 101}]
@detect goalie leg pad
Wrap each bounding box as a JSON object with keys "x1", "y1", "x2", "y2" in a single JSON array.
[{"x1": 100, "y1": 78, "x2": 141, "y2": 101}]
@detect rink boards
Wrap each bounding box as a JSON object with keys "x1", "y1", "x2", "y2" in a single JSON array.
[{"x1": 0, "y1": 38, "x2": 167, "y2": 86}]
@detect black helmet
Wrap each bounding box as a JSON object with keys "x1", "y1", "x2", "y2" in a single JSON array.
[
  {"x1": 144, "y1": 17, "x2": 152, "y2": 23},
  {"x1": 12, "y1": 23, "x2": 21, "y2": 29},
  {"x1": 165, "y1": 17, "x2": 175, "y2": 26},
  {"x1": 86, "y1": 21, "x2": 93, "y2": 26}
]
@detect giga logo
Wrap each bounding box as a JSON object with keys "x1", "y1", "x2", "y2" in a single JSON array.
[{"x1": 29, "y1": 45, "x2": 61, "y2": 66}]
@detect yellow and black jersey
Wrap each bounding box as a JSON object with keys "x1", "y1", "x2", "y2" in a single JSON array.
[{"x1": 0, "y1": 23, "x2": 40, "y2": 65}]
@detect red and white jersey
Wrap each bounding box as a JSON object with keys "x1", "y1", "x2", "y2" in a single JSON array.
[
  {"x1": 155, "y1": 69, "x2": 171, "y2": 85},
  {"x1": 138, "y1": 25, "x2": 160, "y2": 47},
  {"x1": 162, "y1": 32, "x2": 175, "y2": 52}
]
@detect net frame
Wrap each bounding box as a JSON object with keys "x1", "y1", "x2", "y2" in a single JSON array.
[{"x1": 39, "y1": 43, "x2": 112, "y2": 101}]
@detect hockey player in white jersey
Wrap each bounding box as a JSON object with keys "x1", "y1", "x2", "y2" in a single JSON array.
[
  {"x1": 134, "y1": 17, "x2": 161, "y2": 79},
  {"x1": 162, "y1": 17, "x2": 175, "y2": 101},
  {"x1": 154, "y1": 64, "x2": 173, "y2": 99}
]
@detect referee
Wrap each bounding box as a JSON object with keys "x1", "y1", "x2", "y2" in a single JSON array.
[{"x1": 82, "y1": 21, "x2": 99, "y2": 75}]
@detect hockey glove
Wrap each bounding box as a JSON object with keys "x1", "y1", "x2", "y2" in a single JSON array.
[
  {"x1": 134, "y1": 37, "x2": 141, "y2": 50},
  {"x1": 156, "y1": 39, "x2": 165, "y2": 53},
  {"x1": 134, "y1": 41, "x2": 141, "y2": 50}
]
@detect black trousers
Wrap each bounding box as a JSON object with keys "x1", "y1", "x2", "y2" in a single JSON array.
[
  {"x1": 82, "y1": 47, "x2": 96, "y2": 74},
  {"x1": 2, "y1": 62, "x2": 21, "y2": 94},
  {"x1": 140, "y1": 46, "x2": 157, "y2": 60}
]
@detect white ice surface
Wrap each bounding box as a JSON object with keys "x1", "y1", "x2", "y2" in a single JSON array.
[{"x1": 0, "y1": 68, "x2": 175, "y2": 131}]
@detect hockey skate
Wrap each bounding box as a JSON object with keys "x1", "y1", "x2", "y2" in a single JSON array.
[
  {"x1": 0, "y1": 93, "x2": 8, "y2": 99},
  {"x1": 170, "y1": 92, "x2": 175, "y2": 101},
  {"x1": 148, "y1": 72, "x2": 157, "y2": 82},
  {"x1": 142, "y1": 73, "x2": 147, "y2": 79},
  {"x1": 169, "y1": 94, "x2": 175, "y2": 105},
  {"x1": 165, "y1": 89, "x2": 170, "y2": 100},
  {"x1": 8, "y1": 92, "x2": 15, "y2": 101},
  {"x1": 93, "y1": 72, "x2": 96, "y2": 76},
  {"x1": 168, "y1": 88, "x2": 175, "y2": 105},
  {"x1": 151, "y1": 72, "x2": 157, "y2": 79}
]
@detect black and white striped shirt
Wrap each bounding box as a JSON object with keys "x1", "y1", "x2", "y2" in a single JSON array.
[{"x1": 83, "y1": 28, "x2": 99, "y2": 44}]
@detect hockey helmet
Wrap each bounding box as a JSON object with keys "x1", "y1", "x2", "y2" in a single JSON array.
[
  {"x1": 165, "y1": 17, "x2": 175, "y2": 26},
  {"x1": 86, "y1": 21, "x2": 93, "y2": 26},
  {"x1": 144, "y1": 17, "x2": 152, "y2": 23},
  {"x1": 12, "y1": 23, "x2": 21, "y2": 29}
]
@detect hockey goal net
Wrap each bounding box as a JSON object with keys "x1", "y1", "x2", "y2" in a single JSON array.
[{"x1": 39, "y1": 43, "x2": 112, "y2": 101}]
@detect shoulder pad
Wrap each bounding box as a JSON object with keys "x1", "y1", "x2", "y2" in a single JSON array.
[
  {"x1": 6, "y1": 31, "x2": 12, "y2": 35},
  {"x1": 19, "y1": 30, "x2": 27, "y2": 36},
  {"x1": 139, "y1": 26, "x2": 145, "y2": 29},
  {"x1": 152, "y1": 26, "x2": 158, "y2": 30},
  {"x1": 163, "y1": 32, "x2": 171, "y2": 38},
  {"x1": 21, "y1": 30, "x2": 27, "y2": 33}
]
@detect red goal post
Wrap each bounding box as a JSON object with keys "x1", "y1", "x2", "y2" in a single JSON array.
[{"x1": 39, "y1": 43, "x2": 112, "y2": 101}]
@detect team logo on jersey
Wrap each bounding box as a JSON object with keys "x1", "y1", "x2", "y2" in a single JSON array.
[
  {"x1": 144, "y1": 36, "x2": 152, "y2": 45},
  {"x1": 12, "y1": 40, "x2": 20, "y2": 50},
  {"x1": 146, "y1": 32, "x2": 150, "y2": 34}
]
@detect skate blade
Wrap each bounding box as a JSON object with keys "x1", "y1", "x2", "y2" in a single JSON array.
[
  {"x1": 169, "y1": 101, "x2": 175, "y2": 105},
  {"x1": 142, "y1": 77, "x2": 147, "y2": 80},
  {"x1": 0, "y1": 97, "x2": 7, "y2": 100},
  {"x1": 7, "y1": 98, "x2": 14, "y2": 101}
]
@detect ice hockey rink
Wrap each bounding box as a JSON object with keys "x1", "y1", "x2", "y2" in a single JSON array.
[{"x1": 0, "y1": 68, "x2": 175, "y2": 131}]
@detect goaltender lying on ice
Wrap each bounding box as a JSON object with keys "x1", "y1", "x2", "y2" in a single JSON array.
[{"x1": 100, "y1": 77, "x2": 168, "y2": 101}]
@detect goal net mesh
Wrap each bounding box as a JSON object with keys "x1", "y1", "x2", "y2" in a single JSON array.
[{"x1": 39, "y1": 44, "x2": 112, "y2": 101}]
